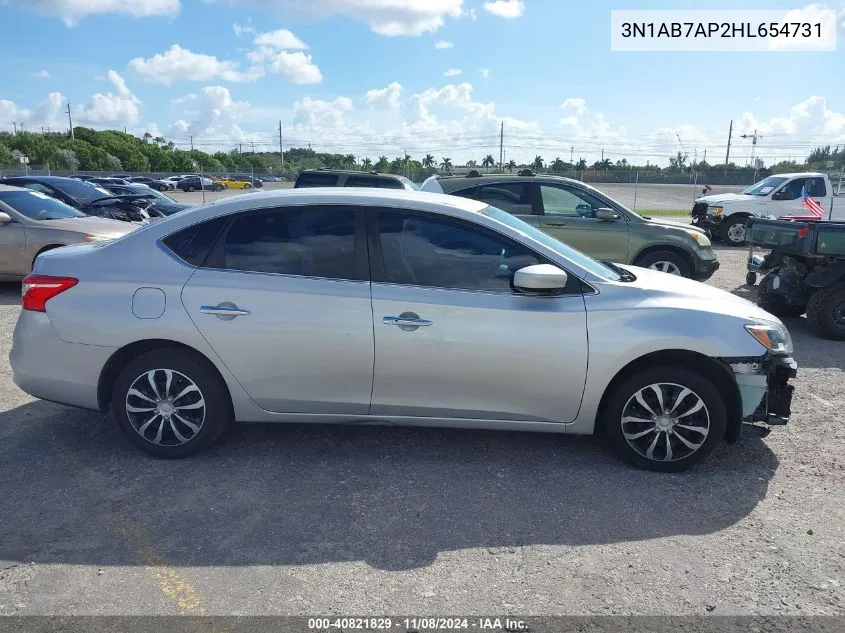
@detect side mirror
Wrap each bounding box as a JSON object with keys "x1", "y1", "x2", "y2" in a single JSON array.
[
  {"x1": 513, "y1": 264, "x2": 568, "y2": 293},
  {"x1": 0, "y1": 212, "x2": 12, "y2": 225},
  {"x1": 596, "y1": 208, "x2": 621, "y2": 221}
]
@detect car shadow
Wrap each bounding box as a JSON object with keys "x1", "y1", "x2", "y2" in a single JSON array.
[
  {"x1": 0, "y1": 400, "x2": 778, "y2": 571},
  {"x1": 0, "y1": 281, "x2": 20, "y2": 306}
]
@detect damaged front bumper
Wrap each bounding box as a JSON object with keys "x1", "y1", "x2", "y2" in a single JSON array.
[{"x1": 728, "y1": 355, "x2": 797, "y2": 438}]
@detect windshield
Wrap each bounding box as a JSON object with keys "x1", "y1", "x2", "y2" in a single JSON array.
[
  {"x1": 0, "y1": 190, "x2": 87, "y2": 220},
  {"x1": 482, "y1": 206, "x2": 621, "y2": 281},
  {"x1": 743, "y1": 176, "x2": 787, "y2": 196},
  {"x1": 53, "y1": 179, "x2": 114, "y2": 204},
  {"x1": 146, "y1": 188, "x2": 175, "y2": 202},
  {"x1": 397, "y1": 176, "x2": 419, "y2": 190}
]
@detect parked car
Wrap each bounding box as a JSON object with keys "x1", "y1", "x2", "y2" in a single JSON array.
[
  {"x1": 127, "y1": 176, "x2": 176, "y2": 191},
  {"x1": 98, "y1": 183, "x2": 191, "y2": 216},
  {"x1": 177, "y1": 176, "x2": 224, "y2": 192},
  {"x1": 692, "y1": 172, "x2": 842, "y2": 246},
  {"x1": 0, "y1": 176, "x2": 162, "y2": 224},
  {"x1": 87, "y1": 177, "x2": 131, "y2": 186},
  {"x1": 164, "y1": 176, "x2": 185, "y2": 185},
  {"x1": 295, "y1": 169, "x2": 417, "y2": 190},
  {"x1": 216, "y1": 177, "x2": 252, "y2": 190},
  {"x1": 11, "y1": 188, "x2": 796, "y2": 471},
  {"x1": 423, "y1": 173, "x2": 719, "y2": 281},
  {"x1": 0, "y1": 185, "x2": 134, "y2": 279}
]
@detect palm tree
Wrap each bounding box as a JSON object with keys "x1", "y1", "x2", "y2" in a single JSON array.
[
  {"x1": 532, "y1": 155, "x2": 545, "y2": 172},
  {"x1": 375, "y1": 155, "x2": 390, "y2": 172},
  {"x1": 550, "y1": 157, "x2": 565, "y2": 173},
  {"x1": 506, "y1": 159, "x2": 517, "y2": 173},
  {"x1": 361, "y1": 157, "x2": 373, "y2": 170},
  {"x1": 440, "y1": 157, "x2": 453, "y2": 173},
  {"x1": 466, "y1": 159, "x2": 477, "y2": 168},
  {"x1": 422, "y1": 154, "x2": 435, "y2": 169},
  {"x1": 482, "y1": 154, "x2": 495, "y2": 172},
  {"x1": 345, "y1": 154, "x2": 356, "y2": 167},
  {"x1": 575, "y1": 158, "x2": 587, "y2": 170}
]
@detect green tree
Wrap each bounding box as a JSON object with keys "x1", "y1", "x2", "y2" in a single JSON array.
[
  {"x1": 482, "y1": 154, "x2": 495, "y2": 172},
  {"x1": 466, "y1": 159, "x2": 477, "y2": 168},
  {"x1": 506, "y1": 159, "x2": 517, "y2": 173},
  {"x1": 0, "y1": 142, "x2": 14, "y2": 167},
  {"x1": 374, "y1": 155, "x2": 390, "y2": 171},
  {"x1": 574, "y1": 158, "x2": 587, "y2": 170},
  {"x1": 103, "y1": 153, "x2": 122, "y2": 171},
  {"x1": 532, "y1": 155, "x2": 544, "y2": 172},
  {"x1": 54, "y1": 148, "x2": 80, "y2": 171},
  {"x1": 422, "y1": 154, "x2": 435, "y2": 169},
  {"x1": 361, "y1": 157, "x2": 373, "y2": 170},
  {"x1": 550, "y1": 157, "x2": 565, "y2": 173},
  {"x1": 440, "y1": 157, "x2": 452, "y2": 172}
]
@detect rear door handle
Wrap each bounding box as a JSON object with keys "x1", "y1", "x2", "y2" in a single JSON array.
[
  {"x1": 200, "y1": 304, "x2": 251, "y2": 317},
  {"x1": 383, "y1": 315, "x2": 433, "y2": 328}
]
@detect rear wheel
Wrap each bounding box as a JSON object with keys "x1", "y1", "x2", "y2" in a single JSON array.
[
  {"x1": 757, "y1": 271, "x2": 806, "y2": 318},
  {"x1": 721, "y1": 216, "x2": 748, "y2": 246},
  {"x1": 244, "y1": 183, "x2": 252, "y2": 189},
  {"x1": 187, "y1": 185, "x2": 196, "y2": 192},
  {"x1": 746, "y1": 271, "x2": 757, "y2": 286},
  {"x1": 806, "y1": 280, "x2": 845, "y2": 340},
  {"x1": 633, "y1": 250, "x2": 691, "y2": 278},
  {"x1": 602, "y1": 366, "x2": 726, "y2": 472},
  {"x1": 111, "y1": 349, "x2": 232, "y2": 458}
]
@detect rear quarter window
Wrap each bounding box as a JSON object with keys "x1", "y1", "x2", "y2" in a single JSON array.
[
  {"x1": 345, "y1": 175, "x2": 404, "y2": 189},
  {"x1": 161, "y1": 216, "x2": 229, "y2": 266},
  {"x1": 294, "y1": 172, "x2": 340, "y2": 188}
]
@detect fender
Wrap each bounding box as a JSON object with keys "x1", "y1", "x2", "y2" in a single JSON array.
[{"x1": 805, "y1": 261, "x2": 845, "y2": 288}]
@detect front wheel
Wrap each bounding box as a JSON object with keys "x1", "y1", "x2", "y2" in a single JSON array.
[
  {"x1": 187, "y1": 185, "x2": 196, "y2": 192},
  {"x1": 806, "y1": 280, "x2": 845, "y2": 340},
  {"x1": 633, "y1": 250, "x2": 691, "y2": 278},
  {"x1": 757, "y1": 271, "x2": 806, "y2": 318},
  {"x1": 111, "y1": 348, "x2": 232, "y2": 458},
  {"x1": 746, "y1": 271, "x2": 757, "y2": 286},
  {"x1": 602, "y1": 366, "x2": 726, "y2": 472},
  {"x1": 721, "y1": 216, "x2": 748, "y2": 246}
]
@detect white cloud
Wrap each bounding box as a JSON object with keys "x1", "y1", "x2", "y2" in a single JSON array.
[
  {"x1": 561, "y1": 97, "x2": 587, "y2": 117},
  {"x1": 254, "y1": 28, "x2": 308, "y2": 49},
  {"x1": 172, "y1": 93, "x2": 197, "y2": 105},
  {"x1": 737, "y1": 95, "x2": 845, "y2": 140},
  {"x1": 233, "y1": 21, "x2": 256, "y2": 37},
  {"x1": 107, "y1": 70, "x2": 138, "y2": 103},
  {"x1": 365, "y1": 82, "x2": 403, "y2": 109},
  {"x1": 264, "y1": 50, "x2": 322, "y2": 84},
  {"x1": 479, "y1": 68, "x2": 491, "y2": 79},
  {"x1": 210, "y1": 0, "x2": 463, "y2": 36},
  {"x1": 767, "y1": 4, "x2": 838, "y2": 50},
  {"x1": 466, "y1": 7, "x2": 478, "y2": 20},
  {"x1": 434, "y1": 40, "x2": 454, "y2": 49},
  {"x1": 444, "y1": 68, "x2": 462, "y2": 77},
  {"x1": 67, "y1": 70, "x2": 142, "y2": 127},
  {"x1": 128, "y1": 44, "x2": 262, "y2": 85},
  {"x1": 11, "y1": 0, "x2": 179, "y2": 26},
  {"x1": 32, "y1": 69, "x2": 51, "y2": 78},
  {"x1": 483, "y1": 0, "x2": 524, "y2": 19},
  {"x1": 179, "y1": 85, "x2": 256, "y2": 141},
  {"x1": 294, "y1": 96, "x2": 354, "y2": 128}
]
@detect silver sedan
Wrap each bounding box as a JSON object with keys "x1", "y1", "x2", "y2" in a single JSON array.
[{"x1": 10, "y1": 188, "x2": 797, "y2": 471}]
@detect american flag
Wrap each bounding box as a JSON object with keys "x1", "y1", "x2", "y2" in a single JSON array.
[{"x1": 801, "y1": 186, "x2": 825, "y2": 218}]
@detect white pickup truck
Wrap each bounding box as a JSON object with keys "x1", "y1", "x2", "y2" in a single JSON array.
[{"x1": 691, "y1": 172, "x2": 842, "y2": 245}]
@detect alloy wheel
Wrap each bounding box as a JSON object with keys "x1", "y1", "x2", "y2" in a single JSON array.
[
  {"x1": 727, "y1": 223, "x2": 746, "y2": 244},
  {"x1": 125, "y1": 369, "x2": 206, "y2": 446},
  {"x1": 648, "y1": 261, "x2": 682, "y2": 275},
  {"x1": 620, "y1": 382, "x2": 710, "y2": 462}
]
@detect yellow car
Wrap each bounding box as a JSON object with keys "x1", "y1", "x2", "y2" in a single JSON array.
[{"x1": 216, "y1": 178, "x2": 253, "y2": 189}]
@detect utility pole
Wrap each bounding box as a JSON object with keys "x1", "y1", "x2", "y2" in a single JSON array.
[
  {"x1": 570, "y1": 146, "x2": 574, "y2": 163},
  {"x1": 190, "y1": 135, "x2": 194, "y2": 151},
  {"x1": 741, "y1": 129, "x2": 758, "y2": 166},
  {"x1": 66, "y1": 102, "x2": 74, "y2": 139},
  {"x1": 239, "y1": 143, "x2": 243, "y2": 154},
  {"x1": 497, "y1": 121, "x2": 504, "y2": 173},
  {"x1": 601, "y1": 148, "x2": 604, "y2": 162},
  {"x1": 12, "y1": 122, "x2": 17, "y2": 134},
  {"x1": 251, "y1": 141, "x2": 255, "y2": 155},
  {"x1": 279, "y1": 120, "x2": 284, "y2": 173},
  {"x1": 724, "y1": 119, "x2": 733, "y2": 177}
]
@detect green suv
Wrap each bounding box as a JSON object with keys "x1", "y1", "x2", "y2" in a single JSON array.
[{"x1": 422, "y1": 173, "x2": 719, "y2": 280}]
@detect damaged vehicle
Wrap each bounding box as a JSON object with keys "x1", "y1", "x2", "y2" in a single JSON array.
[
  {"x1": 0, "y1": 176, "x2": 167, "y2": 224},
  {"x1": 10, "y1": 189, "x2": 795, "y2": 471}
]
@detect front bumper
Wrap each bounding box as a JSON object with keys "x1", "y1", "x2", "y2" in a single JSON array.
[
  {"x1": 693, "y1": 258, "x2": 720, "y2": 281},
  {"x1": 730, "y1": 355, "x2": 797, "y2": 437}
]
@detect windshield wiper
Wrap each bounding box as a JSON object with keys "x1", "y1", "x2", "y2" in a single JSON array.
[{"x1": 600, "y1": 260, "x2": 637, "y2": 282}]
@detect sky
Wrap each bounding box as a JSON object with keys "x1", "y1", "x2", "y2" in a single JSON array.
[{"x1": 0, "y1": 0, "x2": 844, "y2": 166}]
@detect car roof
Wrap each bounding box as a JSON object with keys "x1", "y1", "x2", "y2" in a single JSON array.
[
  {"x1": 434, "y1": 173, "x2": 580, "y2": 193},
  {"x1": 768, "y1": 172, "x2": 825, "y2": 178},
  {"x1": 0, "y1": 175, "x2": 78, "y2": 184},
  {"x1": 0, "y1": 184, "x2": 29, "y2": 192},
  {"x1": 298, "y1": 169, "x2": 403, "y2": 179}
]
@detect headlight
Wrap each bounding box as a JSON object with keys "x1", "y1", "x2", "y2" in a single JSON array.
[
  {"x1": 745, "y1": 321, "x2": 793, "y2": 355},
  {"x1": 712, "y1": 206, "x2": 724, "y2": 216},
  {"x1": 683, "y1": 229, "x2": 711, "y2": 247}
]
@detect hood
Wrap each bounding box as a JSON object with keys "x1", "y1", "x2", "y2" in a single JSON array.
[
  {"x1": 39, "y1": 216, "x2": 137, "y2": 237},
  {"x1": 642, "y1": 217, "x2": 706, "y2": 233},
  {"x1": 695, "y1": 192, "x2": 758, "y2": 205},
  {"x1": 623, "y1": 265, "x2": 782, "y2": 323}
]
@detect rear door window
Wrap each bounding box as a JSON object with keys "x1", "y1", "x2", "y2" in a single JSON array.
[
  {"x1": 295, "y1": 172, "x2": 340, "y2": 188},
  {"x1": 161, "y1": 216, "x2": 229, "y2": 266},
  {"x1": 806, "y1": 177, "x2": 827, "y2": 197},
  {"x1": 346, "y1": 175, "x2": 403, "y2": 189},
  {"x1": 474, "y1": 182, "x2": 537, "y2": 215}
]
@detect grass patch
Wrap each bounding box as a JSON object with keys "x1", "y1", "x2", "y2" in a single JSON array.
[{"x1": 634, "y1": 209, "x2": 688, "y2": 216}]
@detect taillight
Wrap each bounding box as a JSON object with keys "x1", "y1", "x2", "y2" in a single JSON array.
[{"x1": 21, "y1": 275, "x2": 78, "y2": 312}]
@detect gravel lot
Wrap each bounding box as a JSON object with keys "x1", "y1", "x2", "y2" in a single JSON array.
[{"x1": 0, "y1": 229, "x2": 843, "y2": 617}]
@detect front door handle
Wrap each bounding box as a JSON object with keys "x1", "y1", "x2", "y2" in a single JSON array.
[
  {"x1": 383, "y1": 312, "x2": 433, "y2": 330},
  {"x1": 200, "y1": 303, "x2": 251, "y2": 319}
]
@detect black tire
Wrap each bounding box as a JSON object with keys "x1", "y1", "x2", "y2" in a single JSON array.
[
  {"x1": 187, "y1": 185, "x2": 196, "y2": 192},
  {"x1": 111, "y1": 348, "x2": 232, "y2": 458},
  {"x1": 244, "y1": 183, "x2": 252, "y2": 189},
  {"x1": 601, "y1": 366, "x2": 726, "y2": 472},
  {"x1": 757, "y1": 271, "x2": 806, "y2": 318},
  {"x1": 633, "y1": 249, "x2": 691, "y2": 278},
  {"x1": 746, "y1": 272, "x2": 757, "y2": 286},
  {"x1": 806, "y1": 280, "x2": 845, "y2": 340},
  {"x1": 721, "y1": 216, "x2": 748, "y2": 246}
]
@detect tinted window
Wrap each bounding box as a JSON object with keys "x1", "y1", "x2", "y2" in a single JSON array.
[
  {"x1": 346, "y1": 175, "x2": 403, "y2": 189},
  {"x1": 214, "y1": 206, "x2": 357, "y2": 279},
  {"x1": 539, "y1": 184, "x2": 609, "y2": 218},
  {"x1": 162, "y1": 216, "x2": 229, "y2": 266},
  {"x1": 295, "y1": 172, "x2": 340, "y2": 188},
  {"x1": 50, "y1": 178, "x2": 113, "y2": 204},
  {"x1": 0, "y1": 190, "x2": 86, "y2": 220},
  {"x1": 22, "y1": 182, "x2": 54, "y2": 195},
  {"x1": 376, "y1": 211, "x2": 540, "y2": 292},
  {"x1": 474, "y1": 183, "x2": 535, "y2": 215},
  {"x1": 806, "y1": 177, "x2": 827, "y2": 197}
]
